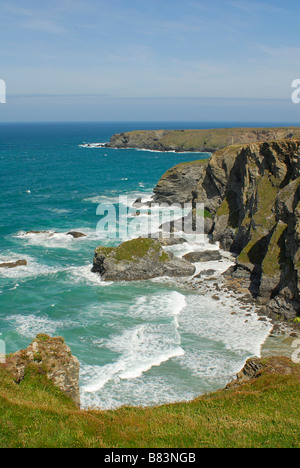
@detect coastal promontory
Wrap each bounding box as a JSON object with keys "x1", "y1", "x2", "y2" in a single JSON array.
[{"x1": 105, "y1": 127, "x2": 300, "y2": 153}]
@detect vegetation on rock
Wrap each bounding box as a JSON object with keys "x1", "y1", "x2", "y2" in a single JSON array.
[
  {"x1": 93, "y1": 238, "x2": 195, "y2": 281},
  {"x1": 106, "y1": 127, "x2": 300, "y2": 153},
  {"x1": 152, "y1": 139, "x2": 300, "y2": 321}
]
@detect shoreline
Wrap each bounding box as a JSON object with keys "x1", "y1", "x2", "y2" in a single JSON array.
[{"x1": 80, "y1": 142, "x2": 211, "y2": 154}]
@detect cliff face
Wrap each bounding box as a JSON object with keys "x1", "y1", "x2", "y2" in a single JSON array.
[
  {"x1": 106, "y1": 127, "x2": 300, "y2": 153},
  {"x1": 152, "y1": 140, "x2": 300, "y2": 321}
]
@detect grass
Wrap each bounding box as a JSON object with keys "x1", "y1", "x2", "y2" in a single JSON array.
[
  {"x1": 237, "y1": 175, "x2": 278, "y2": 266},
  {"x1": 0, "y1": 357, "x2": 299, "y2": 448},
  {"x1": 124, "y1": 128, "x2": 300, "y2": 152},
  {"x1": 262, "y1": 222, "x2": 288, "y2": 277},
  {"x1": 95, "y1": 238, "x2": 170, "y2": 263}
]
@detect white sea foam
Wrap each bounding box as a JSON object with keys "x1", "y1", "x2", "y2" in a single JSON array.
[
  {"x1": 177, "y1": 290, "x2": 273, "y2": 380},
  {"x1": 79, "y1": 142, "x2": 107, "y2": 148},
  {"x1": 0, "y1": 252, "x2": 62, "y2": 279},
  {"x1": 84, "y1": 191, "x2": 153, "y2": 205},
  {"x1": 67, "y1": 264, "x2": 113, "y2": 286},
  {"x1": 15, "y1": 230, "x2": 91, "y2": 249},
  {"x1": 81, "y1": 291, "x2": 186, "y2": 394},
  {"x1": 82, "y1": 325, "x2": 185, "y2": 393},
  {"x1": 80, "y1": 274, "x2": 272, "y2": 409},
  {"x1": 81, "y1": 371, "x2": 196, "y2": 410},
  {"x1": 133, "y1": 148, "x2": 208, "y2": 155},
  {"x1": 6, "y1": 314, "x2": 61, "y2": 339}
]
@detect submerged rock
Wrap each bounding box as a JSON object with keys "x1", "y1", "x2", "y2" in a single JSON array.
[
  {"x1": 92, "y1": 238, "x2": 195, "y2": 281},
  {"x1": 23, "y1": 230, "x2": 87, "y2": 239},
  {"x1": 0, "y1": 259, "x2": 27, "y2": 269},
  {"x1": 25, "y1": 230, "x2": 53, "y2": 235}
]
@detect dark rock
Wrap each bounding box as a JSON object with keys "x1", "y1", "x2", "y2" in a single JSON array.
[
  {"x1": 0, "y1": 259, "x2": 27, "y2": 269},
  {"x1": 133, "y1": 197, "x2": 143, "y2": 207},
  {"x1": 67, "y1": 231, "x2": 87, "y2": 239},
  {"x1": 226, "y1": 358, "x2": 263, "y2": 388},
  {"x1": 183, "y1": 250, "x2": 222, "y2": 263},
  {"x1": 222, "y1": 264, "x2": 252, "y2": 281}
]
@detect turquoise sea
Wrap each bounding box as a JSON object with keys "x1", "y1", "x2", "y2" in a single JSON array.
[{"x1": 0, "y1": 122, "x2": 275, "y2": 409}]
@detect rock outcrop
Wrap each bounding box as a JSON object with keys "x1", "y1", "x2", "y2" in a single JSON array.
[
  {"x1": 183, "y1": 250, "x2": 222, "y2": 263},
  {"x1": 106, "y1": 127, "x2": 300, "y2": 153},
  {"x1": 5, "y1": 334, "x2": 80, "y2": 407},
  {"x1": 152, "y1": 139, "x2": 300, "y2": 321},
  {"x1": 226, "y1": 356, "x2": 299, "y2": 389},
  {"x1": 92, "y1": 238, "x2": 195, "y2": 281},
  {"x1": 152, "y1": 159, "x2": 209, "y2": 205},
  {"x1": 23, "y1": 230, "x2": 86, "y2": 239},
  {"x1": 0, "y1": 259, "x2": 27, "y2": 269},
  {"x1": 67, "y1": 231, "x2": 87, "y2": 238}
]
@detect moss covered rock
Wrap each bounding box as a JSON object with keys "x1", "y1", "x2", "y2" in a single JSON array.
[{"x1": 92, "y1": 238, "x2": 195, "y2": 281}]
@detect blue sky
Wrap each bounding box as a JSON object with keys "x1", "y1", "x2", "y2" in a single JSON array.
[{"x1": 0, "y1": 0, "x2": 300, "y2": 122}]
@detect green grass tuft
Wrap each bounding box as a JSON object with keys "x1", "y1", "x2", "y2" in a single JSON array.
[{"x1": 0, "y1": 358, "x2": 299, "y2": 448}]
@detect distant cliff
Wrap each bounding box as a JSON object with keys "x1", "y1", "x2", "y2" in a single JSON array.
[
  {"x1": 152, "y1": 139, "x2": 300, "y2": 321},
  {"x1": 106, "y1": 127, "x2": 300, "y2": 153}
]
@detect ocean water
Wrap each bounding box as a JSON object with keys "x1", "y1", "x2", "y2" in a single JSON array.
[{"x1": 0, "y1": 122, "x2": 274, "y2": 409}]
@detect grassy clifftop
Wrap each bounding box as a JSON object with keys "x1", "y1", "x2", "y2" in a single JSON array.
[
  {"x1": 106, "y1": 127, "x2": 300, "y2": 152},
  {"x1": 0, "y1": 356, "x2": 299, "y2": 448}
]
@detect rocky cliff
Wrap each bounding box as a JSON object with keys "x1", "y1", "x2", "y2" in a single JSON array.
[
  {"x1": 5, "y1": 334, "x2": 80, "y2": 407},
  {"x1": 106, "y1": 127, "x2": 300, "y2": 153},
  {"x1": 152, "y1": 139, "x2": 300, "y2": 321}
]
